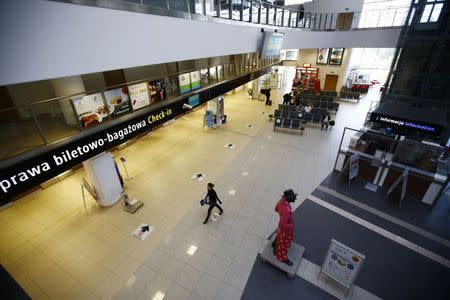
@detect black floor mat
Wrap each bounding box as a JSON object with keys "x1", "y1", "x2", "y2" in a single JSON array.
[
  {"x1": 294, "y1": 199, "x2": 450, "y2": 300},
  {"x1": 321, "y1": 171, "x2": 450, "y2": 241},
  {"x1": 311, "y1": 188, "x2": 450, "y2": 260},
  {"x1": 0, "y1": 265, "x2": 30, "y2": 300}
]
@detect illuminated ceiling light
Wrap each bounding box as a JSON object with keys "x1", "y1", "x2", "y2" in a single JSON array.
[
  {"x1": 152, "y1": 291, "x2": 165, "y2": 300},
  {"x1": 186, "y1": 245, "x2": 198, "y2": 256}
]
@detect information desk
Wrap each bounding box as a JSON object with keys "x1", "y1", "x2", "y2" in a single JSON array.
[{"x1": 335, "y1": 128, "x2": 448, "y2": 205}]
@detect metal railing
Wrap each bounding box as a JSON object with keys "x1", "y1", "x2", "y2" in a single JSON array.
[
  {"x1": 0, "y1": 56, "x2": 279, "y2": 161},
  {"x1": 55, "y1": 0, "x2": 410, "y2": 30}
]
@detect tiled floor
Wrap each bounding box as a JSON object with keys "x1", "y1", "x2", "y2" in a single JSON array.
[{"x1": 0, "y1": 68, "x2": 378, "y2": 299}]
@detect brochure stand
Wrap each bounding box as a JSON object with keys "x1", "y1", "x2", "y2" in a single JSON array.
[
  {"x1": 120, "y1": 157, "x2": 133, "y2": 181},
  {"x1": 122, "y1": 191, "x2": 143, "y2": 214}
]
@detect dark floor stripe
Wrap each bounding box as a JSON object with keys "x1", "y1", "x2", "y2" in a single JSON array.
[
  {"x1": 292, "y1": 199, "x2": 450, "y2": 300},
  {"x1": 320, "y1": 171, "x2": 450, "y2": 241},
  {"x1": 311, "y1": 188, "x2": 450, "y2": 260}
]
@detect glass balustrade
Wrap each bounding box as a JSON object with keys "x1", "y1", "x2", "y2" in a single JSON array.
[{"x1": 0, "y1": 57, "x2": 278, "y2": 160}]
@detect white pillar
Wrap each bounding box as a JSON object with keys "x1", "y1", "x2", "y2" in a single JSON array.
[
  {"x1": 51, "y1": 76, "x2": 85, "y2": 127},
  {"x1": 337, "y1": 48, "x2": 353, "y2": 91}
]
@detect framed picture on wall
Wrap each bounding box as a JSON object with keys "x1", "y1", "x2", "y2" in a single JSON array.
[
  {"x1": 317, "y1": 48, "x2": 330, "y2": 64},
  {"x1": 329, "y1": 48, "x2": 345, "y2": 65}
]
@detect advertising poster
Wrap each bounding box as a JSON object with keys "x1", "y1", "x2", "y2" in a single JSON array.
[
  {"x1": 321, "y1": 239, "x2": 365, "y2": 288},
  {"x1": 190, "y1": 71, "x2": 201, "y2": 90},
  {"x1": 188, "y1": 94, "x2": 200, "y2": 107},
  {"x1": 129, "y1": 83, "x2": 150, "y2": 110},
  {"x1": 148, "y1": 79, "x2": 166, "y2": 104},
  {"x1": 329, "y1": 48, "x2": 345, "y2": 65},
  {"x1": 317, "y1": 48, "x2": 330, "y2": 64},
  {"x1": 179, "y1": 73, "x2": 191, "y2": 94},
  {"x1": 103, "y1": 87, "x2": 131, "y2": 117},
  {"x1": 200, "y1": 69, "x2": 209, "y2": 86},
  {"x1": 71, "y1": 93, "x2": 108, "y2": 128},
  {"x1": 164, "y1": 76, "x2": 179, "y2": 97}
]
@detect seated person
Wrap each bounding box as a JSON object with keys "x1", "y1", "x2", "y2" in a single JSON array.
[
  {"x1": 321, "y1": 114, "x2": 332, "y2": 130},
  {"x1": 304, "y1": 105, "x2": 312, "y2": 113}
]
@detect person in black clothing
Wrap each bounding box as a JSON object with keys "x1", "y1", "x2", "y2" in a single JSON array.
[
  {"x1": 203, "y1": 183, "x2": 224, "y2": 224},
  {"x1": 321, "y1": 114, "x2": 331, "y2": 130},
  {"x1": 283, "y1": 92, "x2": 292, "y2": 105}
]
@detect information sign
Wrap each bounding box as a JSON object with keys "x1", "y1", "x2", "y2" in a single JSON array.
[{"x1": 321, "y1": 239, "x2": 365, "y2": 289}]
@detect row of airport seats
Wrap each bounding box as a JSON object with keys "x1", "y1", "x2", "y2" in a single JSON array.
[
  {"x1": 338, "y1": 92, "x2": 361, "y2": 102},
  {"x1": 297, "y1": 100, "x2": 339, "y2": 112},
  {"x1": 278, "y1": 104, "x2": 329, "y2": 117},
  {"x1": 298, "y1": 94, "x2": 335, "y2": 102},
  {"x1": 273, "y1": 106, "x2": 328, "y2": 133}
]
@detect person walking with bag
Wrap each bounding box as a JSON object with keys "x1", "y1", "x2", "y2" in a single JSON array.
[{"x1": 203, "y1": 183, "x2": 224, "y2": 224}]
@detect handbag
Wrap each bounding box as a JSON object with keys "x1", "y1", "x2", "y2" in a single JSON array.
[{"x1": 200, "y1": 196, "x2": 210, "y2": 206}]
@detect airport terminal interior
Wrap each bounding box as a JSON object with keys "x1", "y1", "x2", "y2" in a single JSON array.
[{"x1": 0, "y1": 0, "x2": 449, "y2": 300}]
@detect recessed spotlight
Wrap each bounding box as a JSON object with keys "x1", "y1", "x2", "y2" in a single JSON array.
[{"x1": 186, "y1": 245, "x2": 197, "y2": 256}]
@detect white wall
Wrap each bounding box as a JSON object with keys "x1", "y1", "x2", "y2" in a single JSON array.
[
  {"x1": 297, "y1": 48, "x2": 352, "y2": 91},
  {"x1": 0, "y1": 0, "x2": 400, "y2": 86},
  {"x1": 303, "y1": 0, "x2": 364, "y2": 13}
]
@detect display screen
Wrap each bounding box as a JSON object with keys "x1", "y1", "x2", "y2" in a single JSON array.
[{"x1": 260, "y1": 32, "x2": 284, "y2": 58}]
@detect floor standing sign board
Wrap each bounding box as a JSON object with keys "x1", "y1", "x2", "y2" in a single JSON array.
[
  {"x1": 320, "y1": 239, "x2": 366, "y2": 293},
  {"x1": 349, "y1": 154, "x2": 359, "y2": 182}
]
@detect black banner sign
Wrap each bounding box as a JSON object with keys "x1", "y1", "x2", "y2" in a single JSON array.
[
  {"x1": 370, "y1": 113, "x2": 443, "y2": 135},
  {"x1": 0, "y1": 100, "x2": 185, "y2": 204}
]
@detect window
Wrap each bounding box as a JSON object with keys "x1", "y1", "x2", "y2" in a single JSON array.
[{"x1": 420, "y1": 1, "x2": 444, "y2": 23}]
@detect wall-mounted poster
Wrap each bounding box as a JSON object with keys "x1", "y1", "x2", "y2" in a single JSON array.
[
  {"x1": 129, "y1": 83, "x2": 150, "y2": 110},
  {"x1": 164, "y1": 75, "x2": 179, "y2": 97},
  {"x1": 329, "y1": 48, "x2": 345, "y2": 65},
  {"x1": 71, "y1": 93, "x2": 108, "y2": 128},
  {"x1": 179, "y1": 73, "x2": 191, "y2": 94},
  {"x1": 200, "y1": 69, "x2": 209, "y2": 86},
  {"x1": 190, "y1": 71, "x2": 201, "y2": 90},
  {"x1": 103, "y1": 87, "x2": 131, "y2": 117},
  {"x1": 148, "y1": 79, "x2": 166, "y2": 104},
  {"x1": 317, "y1": 48, "x2": 330, "y2": 64}
]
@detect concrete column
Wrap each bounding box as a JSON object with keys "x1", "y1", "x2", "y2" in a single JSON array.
[
  {"x1": 337, "y1": 48, "x2": 353, "y2": 91},
  {"x1": 251, "y1": 78, "x2": 260, "y2": 99},
  {"x1": 51, "y1": 76, "x2": 85, "y2": 127}
]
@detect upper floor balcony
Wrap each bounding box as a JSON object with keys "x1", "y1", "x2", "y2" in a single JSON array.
[{"x1": 60, "y1": 0, "x2": 410, "y2": 30}]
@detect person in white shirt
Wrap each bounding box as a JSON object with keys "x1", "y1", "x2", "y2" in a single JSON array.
[{"x1": 304, "y1": 105, "x2": 312, "y2": 113}]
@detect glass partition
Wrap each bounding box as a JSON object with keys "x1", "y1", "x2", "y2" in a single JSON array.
[
  {"x1": 0, "y1": 108, "x2": 45, "y2": 159},
  {"x1": 217, "y1": 65, "x2": 224, "y2": 82},
  {"x1": 31, "y1": 100, "x2": 81, "y2": 144},
  {"x1": 209, "y1": 66, "x2": 218, "y2": 83},
  {"x1": 337, "y1": 127, "x2": 446, "y2": 175}
]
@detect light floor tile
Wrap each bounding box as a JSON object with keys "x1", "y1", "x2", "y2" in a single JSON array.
[
  {"x1": 214, "y1": 282, "x2": 242, "y2": 300},
  {"x1": 194, "y1": 273, "x2": 222, "y2": 300},
  {"x1": 175, "y1": 264, "x2": 203, "y2": 291}
]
